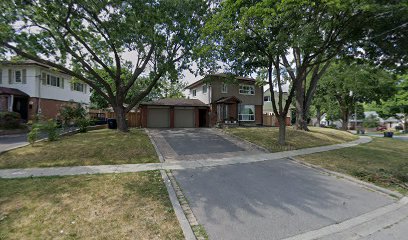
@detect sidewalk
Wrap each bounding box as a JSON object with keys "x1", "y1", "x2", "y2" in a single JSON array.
[{"x1": 0, "y1": 136, "x2": 372, "y2": 179}]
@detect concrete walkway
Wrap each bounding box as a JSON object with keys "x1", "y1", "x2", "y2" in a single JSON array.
[{"x1": 0, "y1": 136, "x2": 371, "y2": 179}]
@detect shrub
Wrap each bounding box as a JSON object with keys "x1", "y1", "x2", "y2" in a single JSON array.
[
  {"x1": 27, "y1": 127, "x2": 40, "y2": 145},
  {"x1": 41, "y1": 120, "x2": 59, "y2": 141},
  {"x1": 363, "y1": 115, "x2": 380, "y2": 128},
  {"x1": 59, "y1": 103, "x2": 86, "y2": 127},
  {"x1": 76, "y1": 118, "x2": 91, "y2": 133},
  {"x1": 0, "y1": 112, "x2": 21, "y2": 129}
]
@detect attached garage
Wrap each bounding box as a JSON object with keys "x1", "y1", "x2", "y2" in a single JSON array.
[
  {"x1": 140, "y1": 98, "x2": 209, "y2": 128},
  {"x1": 174, "y1": 107, "x2": 195, "y2": 128},
  {"x1": 147, "y1": 107, "x2": 170, "y2": 128}
]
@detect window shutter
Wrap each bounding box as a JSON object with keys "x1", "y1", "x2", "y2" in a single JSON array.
[
  {"x1": 8, "y1": 69, "x2": 12, "y2": 84},
  {"x1": 41, "y1": 72, "x2": 46, "y2": 85},
  {"x1": 84, "y1": 85, "x2": 87, "y2": 93},
  {"x1": 0, "y1": 69, "x2": 2, "y2": 84},
  {"x1": 61, "y1": 78, "x2": 64, "y2": 88},
  {"x1": 22, "y1": 69, "x2": 27, "y2": 84}
]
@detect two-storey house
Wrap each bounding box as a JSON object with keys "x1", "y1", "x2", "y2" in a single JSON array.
[{"x1": 0, "y1": 60, "x2": 90, "y2": 121}]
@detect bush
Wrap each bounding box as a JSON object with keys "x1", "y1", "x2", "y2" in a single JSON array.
[
  {"x1": 363, "y1": 115, "x2": 380, "y2": 128},
  {"x1": 58, "y1": 103, "x2": 87, "y2": 127},
  {"x1": 41, "y1": 120, "x2": 59, "y2": 141},
  {"x1": 27, "y1": 127, "x2": 40, "y2": 145},
  {"x1": 0, "y1": 112, "x2": 21, "y2": 129},
  {"x1": 76, "y1": 118, "x2": 91, "y2": 133}
]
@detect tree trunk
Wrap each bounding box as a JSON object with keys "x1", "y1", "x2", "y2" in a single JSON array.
[
  {"x1": 316, "y1": 106, "x2": 321, "y2": 127},
  {"x1": 341, "y1": 108, "x2": 349, "y2": 131},
  {"x1": 114, "y1": 105, "x2": 129, "y2": 132},
  {"x1": 278, "y1": 115, "x2": 287, "y2": 145}
]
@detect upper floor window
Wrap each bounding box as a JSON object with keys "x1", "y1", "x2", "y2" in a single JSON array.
[
  {"x1": 264, "y1": 96, "x2": 271, "y2": 102},
  {"x1": 72, "y1": 82, "x2": 86, "y2": 93},
  {"x1": 221, "y1": 83, "x2": 228, "y2": 93},
  {"x1": 192, "y1": 89, "x2": 197, "y2": 97},
  {"x1": 14, "y1": 70, "x2": 22, "y2": 83},
  {"x1": 42, "y1": 72, "x2": 64, "y2": 88},
  {"x1": 202, "y1": 84, "x2": 207, "y2": 94},
  {"x1": 239, "y1": 85, "x2": 255, "y2": 95}
]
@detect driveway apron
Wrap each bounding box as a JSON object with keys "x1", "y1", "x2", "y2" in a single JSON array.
[{"x1": 173, "y1": 159, "x2": 395, "y2": 240}]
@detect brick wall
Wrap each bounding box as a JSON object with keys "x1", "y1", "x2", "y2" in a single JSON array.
[
  {"x1": 28, "y1": 97, "x2": 77, "y2": 121},
  {"x1": 0, "y1": 96, "x2": 8, "y2": 111},
  {"x1": 255, "y1": 105, "x2": 262, "y2": 125}
]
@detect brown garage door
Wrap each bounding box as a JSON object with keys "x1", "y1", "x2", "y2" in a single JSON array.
[
  {"x1": 147, "y1": 107, "x2": 170, "y2": 128},
  {"x1": 174, "y1": 108, "x2": 195, "y2": 128}
]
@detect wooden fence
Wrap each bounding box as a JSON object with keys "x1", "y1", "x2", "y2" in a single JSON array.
[
  {"x1": 263, "y1": 114, "x2": 291, "y2": 126},
  {"x1": 88, "y1": 110, "x2": 141, "y2": 127}
]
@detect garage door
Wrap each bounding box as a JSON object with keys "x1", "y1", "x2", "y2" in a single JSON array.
[
  {"x1": 147, "y1": 107, "x2": 170, "y2": 128},
  {"x1": 174, "y1": 108, "x2": 195, "y2": 128}
]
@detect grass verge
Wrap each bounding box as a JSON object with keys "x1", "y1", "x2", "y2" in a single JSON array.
[
  {"x1": 297, "y1": 137, "x2": 408, "y2": 195},
  {"x1": 225, "y1": 127, "x2": 358, "y2": 152},
  {"x1": 0, "y1": 128, "x2": 158, "y2": 169},
  {"x1": 0, "y1": 171, "x2": 183, "y2": 239}
]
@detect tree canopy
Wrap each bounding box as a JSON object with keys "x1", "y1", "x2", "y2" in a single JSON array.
[{"x1": 0, "y1": 0, "x2": 208, "y2": 131}]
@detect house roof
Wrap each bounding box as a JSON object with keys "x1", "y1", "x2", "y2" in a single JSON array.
[
  {"x1": 0, "y1": 60, "x2": 52, "y2": 69},
  {"x1": 186, "y1": 73, "x2": 258, "y2": 89},
  {"x1": 0, "y1": 87, "x2": 29, "y2": 97},
  {"x1": 214, "y1": 96, "x2": 242, "y2": 104},
  {"x1": 140, "y1": 98, "x2": 208, "y2": 107}
]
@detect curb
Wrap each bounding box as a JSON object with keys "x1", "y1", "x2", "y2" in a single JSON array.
[{"x1": 288, "y1": 156, "x2": 404, "y2": 199}]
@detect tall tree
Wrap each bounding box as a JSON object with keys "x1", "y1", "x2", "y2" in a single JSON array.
[
  {"x1": 315, "y1": 61, "x2": 396, "y2": 130},
  {"x1": 197, "y1": 0, "x2": 371, "y2": 144},
  {"x1": 0, "y1": 0, "x2": 207, "y2": 131}
]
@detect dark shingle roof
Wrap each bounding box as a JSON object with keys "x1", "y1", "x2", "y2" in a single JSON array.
[
  {"x1": 185, "y1": 73, "x2": 257, "y2": 89},
  {"x1": 141, "y1": 98, "x2": 208, "y2": 107},
  {"x1": 0, "y1": 87, "x2": 29, "y2": 97}
]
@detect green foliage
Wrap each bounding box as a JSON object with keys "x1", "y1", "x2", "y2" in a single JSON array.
[
  {"x1": 363, "y1": 115, "x2": 380, "y2": 128},
  {"x1": 41, "y1": 120, "x2": 59, "y2": 141},
  {"x1": 0, "y1": 112, "x2": 21, "y2": 129},
  {"x1": 76, "y1": 118, "x2": 91, "y2": 133},
  {"x1": 27, "y1": 127, "x2": 40, "y2": 145},
  {"x1": 58, "y1": 103, "x2": 86, "y2": 127}
]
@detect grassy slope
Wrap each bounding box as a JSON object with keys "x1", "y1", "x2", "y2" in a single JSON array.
[
  {"x1": 297, "y1": 138, "x2": 408, "y2": 194},
  {"x1": 0, "y1": 172, "x2": 183, "y2": 239},
  {"x1": 226, "y1": 127, "x2": 358, "y2": 152},
  {"x1": 0, "y1": 129, "x2": 158, "y2": 169}
]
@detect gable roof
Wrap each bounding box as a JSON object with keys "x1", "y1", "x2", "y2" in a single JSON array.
[
  {"x1": 186, "y1": 73, "x2": 257, "y2": 89},
  {"x1": 140, "y1": 98, "x2": 207, "y2": 107},
  {"x1": 0, "y1": 60, "x2": 52, "y2": 69}
]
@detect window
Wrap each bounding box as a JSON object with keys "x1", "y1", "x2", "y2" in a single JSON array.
[
  {"x1": 202, "y1": 84, "x2": 207, "y2": 94},
  {"x1": 192, "y1": 89, "x2": 197, "y2": 97},
  {"x1": 221, "y1": 83, "x2": 228, "y2": 93},
  {"x1": 72, "y1": 82, "x2": 86, "y2": 93},
  {"x1": 45, "y1": 73, "x2": 63, "y2": 88},
  {"x1": 238, "y1": 105, "x2": 255, "y2": 121},
  {"x1": 15, "y1": 70, "x2": 22, "y2": 83},
  {"x1": 239, "y1": 85, "x2": 255, "y2": 95},
  {"x1": 264, "y1": 96, "x2": 271, "y2": 102}
]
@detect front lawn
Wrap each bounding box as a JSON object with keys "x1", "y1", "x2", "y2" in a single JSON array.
[
  {"x1": 297, "y1": 138, "x2": 408, "y2": 194},
  {"x1": 0, "y1": 172, "x2": 183, "y2": 239},
  {"x1": 225, "y1": 127, "x2": 358, "y2": 152},
  {"x1": 0, "y1": 129, "x2": 158, "y2": 169}
]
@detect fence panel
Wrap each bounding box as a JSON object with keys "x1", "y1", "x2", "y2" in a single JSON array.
[{"x1": 89, "y1": 111, "x2": 141, "y2": 127}]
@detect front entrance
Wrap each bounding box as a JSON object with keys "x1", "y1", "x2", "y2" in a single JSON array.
[
  {"x1": 199, "y1": 109, "x2": 207, "y2": 127},
  {"x1": 13, "y1": 97, "x2": 28, "y2": 120}
]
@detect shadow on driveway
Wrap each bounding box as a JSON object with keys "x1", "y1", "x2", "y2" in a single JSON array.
[{"x1": 173, "y1": 159, "x2": 395, "y2": 240}]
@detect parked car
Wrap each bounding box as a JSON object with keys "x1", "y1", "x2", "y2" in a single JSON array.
[{"x1": 376, "y1": 125, "x2": 387, "y2": 131}]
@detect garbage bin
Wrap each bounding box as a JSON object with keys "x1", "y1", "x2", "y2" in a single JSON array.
[
  {"x1": 384, "y1": 132, "x2": 393, "y2": 138},
  {"x1": 107, "y1": 118, "x2": 117, "y2": 129}
]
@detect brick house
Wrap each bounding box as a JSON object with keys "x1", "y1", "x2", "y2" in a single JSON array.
[{"x1": 0, "y1": 60, "x2": 90, "y2": 121}]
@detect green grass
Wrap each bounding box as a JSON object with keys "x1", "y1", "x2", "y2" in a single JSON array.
[
  {"x1": 0, "y1": 172, "x2": 183, "y2": 240},
  {"x1": 297, "y1": 138, "x2": 408, "y2": 194},
  {"x1": 225, "y1": 127, "x2": 358, "y2": 152},
  {"x1": 0, "y1": 128, "x2": 158, "y2": 169}
]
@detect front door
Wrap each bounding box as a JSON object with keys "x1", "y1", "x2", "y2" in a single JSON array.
[
  {"x1": 13, "y1": 97, "x2": 28, "y2": 120},
  {"x1": 199, "y1": 109, "x2": 207, "y2": 127}
]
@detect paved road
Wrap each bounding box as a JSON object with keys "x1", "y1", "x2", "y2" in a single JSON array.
[
  {"x1": 173, "y1": 159, "x2": 395, "y2": 240},
  {"x1": 0, "y1": 134, "x2": 29, "y2": 153}
]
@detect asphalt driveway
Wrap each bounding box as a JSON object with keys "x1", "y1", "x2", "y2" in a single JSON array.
[
  {"x1": 173, "y1": 159, "x2": 395, "y2": 240},
  {"x1": 149, "y1": 128, "x2": 264, "y2": 161}
]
